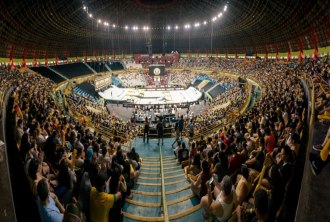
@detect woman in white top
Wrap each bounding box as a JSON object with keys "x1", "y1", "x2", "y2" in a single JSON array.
[{"x1": 201, "y1": 175, "x2": 237, "y2": 221}]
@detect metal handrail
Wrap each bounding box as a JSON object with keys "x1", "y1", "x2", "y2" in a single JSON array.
[{"x1": 159, "y1": 144, "x2": 169, "y2": 221}]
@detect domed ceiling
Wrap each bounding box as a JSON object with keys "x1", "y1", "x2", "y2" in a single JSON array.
[{"x1": 0, "y1": 0, "x2": 329, "y2": 58}]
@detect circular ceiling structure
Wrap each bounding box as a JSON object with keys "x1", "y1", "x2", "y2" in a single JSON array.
[{"x1": 0, "y1": 0, "x2": 329, "y2": 58}]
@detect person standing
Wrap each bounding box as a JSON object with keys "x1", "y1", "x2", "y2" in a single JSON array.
[
  {"x1": 188, "y1": 119, "x2": 194, "y2": 138},
  {"x1": 89, "y1": 172, "x2": 121, "y2": 222},
  {"x1": 143, "y1": 117, "x2": 150, "y2": 143},
  {"x1": 178, "y1": 115, "x2": 184, "y2": 139},
  {"x1": 172, "y1": 122, "x2": 180, "y2": 148},
  {"x1": 157, "y1": 117, "x2": 164, "y2": 145}
]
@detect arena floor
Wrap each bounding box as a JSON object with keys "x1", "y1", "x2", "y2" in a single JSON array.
[{"x1": 99, "y1": 86, "x2": 202, "y2": 105}]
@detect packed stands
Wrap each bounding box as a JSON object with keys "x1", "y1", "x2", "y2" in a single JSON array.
[
  {"x1": 1, "y1": 56, "x2": 328, "y2": 222},
  {"x1": 117, "y1": 71, "x2": 146, "y2": 87}
]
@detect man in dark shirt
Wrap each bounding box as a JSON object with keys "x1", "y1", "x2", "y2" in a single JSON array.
[
  {"x1": 178, "y1": 115, "x2": 184, "y2": 139},
  {"x1": 143, "y1": 117, "x2": 150, "y2": 143},
  {"x1": 157, "y1": 118, "x2": 164, "y2": 145}
]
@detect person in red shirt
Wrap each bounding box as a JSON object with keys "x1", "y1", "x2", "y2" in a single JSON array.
[
  {"x1": 228, "y1": 146, "x2": 244, "y2": 174},
  {"x1": 265, "y1": 127, "x2": 275, "y2": 153}
]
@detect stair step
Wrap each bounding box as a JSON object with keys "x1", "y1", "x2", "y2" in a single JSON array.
[
  {"x1": 142, "y1": 161, "x2": 179, "y2": 166},
  {"x1": 123, "y1": 204, "x2": 162, "y2": 219},
  {"x1": 142, "y1": 165, "x2": 181, "y2": 171},
  {"x1": 131, "y1": 184, "x2": 190, "y2": 196},
  {"x1": 136, "y1": 178, "x2": 187, "y2": 186},
  {"x1": 139, "y1": 172, "x2": 184, "y2": 181},
  {"x1": 129, "y1": 193, "x2": 161, "y2": 204},
  {"x1": 167, "y1": 188, "x2": 194, "y2": 202},
  {"x1": 123, "y1": 212, "x2": 164, "y2": 222},
  {"x1": 169, "y1": 204, "x2": 202, "y2": 220},
  {"x1": 125, "y1": 199, "x2": 161, "y2": 207},
  {"x1": 166, "y1": 181, "x2": 190, "y2": 193},
  {"x1": 163, "y1": 168, "x2": 183, "y2": 175},
  {"x1": 169, "y1": 207, "x2": 204, "y2": 222}
]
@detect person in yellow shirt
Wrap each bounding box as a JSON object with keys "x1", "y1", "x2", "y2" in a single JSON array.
[{"x1": 89, "y1": 172, "x2": 121, "y2": 222}]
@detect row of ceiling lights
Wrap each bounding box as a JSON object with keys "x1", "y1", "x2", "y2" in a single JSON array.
[{"x1": 82, "y1": 3, "x2": 228, "y2": 31}]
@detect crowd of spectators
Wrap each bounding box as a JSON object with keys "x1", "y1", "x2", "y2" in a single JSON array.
[
  {"x1": 190, "y1": 87, "x2": 247, "y2": 136},
  {"x1": 117, "y1": 71, "x2": 146, "y2": 87},
  {"x1": 65, "y1": 91, "x2": 141, "y2": 139},
  {"x1": 134, "y1": 54, "x2": 178, "y2": 68},
  {"x1": 1, "y1": 54, "x2": 328, "y2": 222},
  {"x1": 171, "y1": 57, "x2": 312, "y2": 221},
  {"x1": 0, "y1": 65, "x2": 143, "y2": 222},
  {"x1": 169, "y1": 70, "x2": 198, "y2": 87}
]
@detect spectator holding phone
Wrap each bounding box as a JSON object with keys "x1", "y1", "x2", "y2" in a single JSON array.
[{"x1": 201, "y1": 175, "x2": 237, "y2": 221}]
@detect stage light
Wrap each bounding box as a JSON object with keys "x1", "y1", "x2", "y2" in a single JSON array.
[
  {"x1": 112, "y1": 24, "x2": 116, "y2": 28},
  {"x1": 167, "y1": 26, "x2": 171, "y2": 30},
  {"x1": 98, "y1": 19, "x2": 102, "y2": 24},
  {"x1": 203, "y1": 21, "x2": 207, "y2": 25},
  {"x1": 218, "y1": 12, "x2": 222, "y2": 18},
  {"x1": 125, "y1": 25, "x2": 128, "y2": 30},
  {"x1": 89, "y1": 13, "x2": 93, "y2": 18},
  {"x1": 212, "y1": 17, "x2": 217, "y2": 22},
  {"x1": 175, "y1": 25, "x2": 179, "y2": 29},
  {"x1": 224, "y1": 5, "x2": 227, "y2": 11},
  {"x1": 83, "y1": 6, "x2": 86, "y2": 10},
  {"x1": 194, "y1": 23, "x2": 200, "y2": 27}
]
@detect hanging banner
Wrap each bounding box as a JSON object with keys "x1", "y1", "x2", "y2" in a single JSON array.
[
  {"x1": 313, "y1": 46, "x2": 318, "y2": 60},
  {"x1": 83, "y1": 52, "x2": 87, "y2": 62},
  {"x1": 33, "y1": 51, "x2": 38, "y2": 66},
  {"x1": 298, "y1": 50, "x2": 303, "y2": 62},
  {"x1": 287, "y1": 50, "x2": 291, "y2": 62},
  {"x1": 9, "y1": 46, "x2": 14, "y2": 69},
  {"x1": 22, "y1": 53, "x2": 26, "y2": 68},
  {"x1": 66, "y1": 51, "x2": 69, "y2": 64},
  {"x1": 55, "y1": 53, "x2": 59, "y2": 65},
  {"x1": 45, "y1": 51, "x2": 48, "y2": 67}
]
